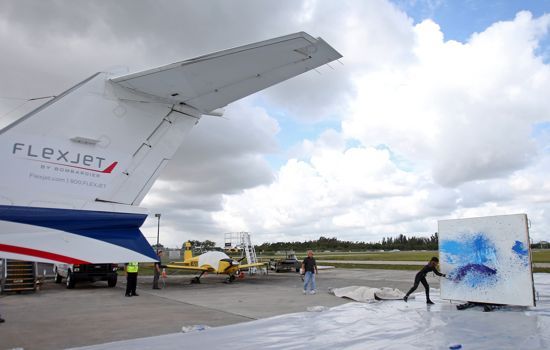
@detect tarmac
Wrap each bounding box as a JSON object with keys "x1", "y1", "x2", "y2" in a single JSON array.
[
  {"x1": 0, "y1": 268, "x2": 433, "y2": 350},
  {"x1": 71, "y1": 274, "x2": 550, "y2": 350}
]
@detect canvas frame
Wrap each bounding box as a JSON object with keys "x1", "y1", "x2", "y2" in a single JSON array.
[{"x1": 439, "y1": 214, "x2": 535, "y2": 307}]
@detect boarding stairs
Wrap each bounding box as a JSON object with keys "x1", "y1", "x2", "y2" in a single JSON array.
[
  {"x1": 1, "y1": 259, "x2": 37, "y2": 293},
  {"x1": 224, "y1": 232, "x2": 263, "y2": 275}
]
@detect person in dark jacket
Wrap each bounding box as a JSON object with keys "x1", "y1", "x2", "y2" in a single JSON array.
[
  {"x1": 404, "y1": 257, "x2": 445, "y2": 304},
  {"x1": 301, "y1": 250, "x2": 318, "y2": 294},
  {"x1": 153, "y1": 251, "x2": 163, "y2": 290}
]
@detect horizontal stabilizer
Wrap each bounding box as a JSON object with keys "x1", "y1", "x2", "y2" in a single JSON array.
[{"x1": 112, "y1": 32, "x2": 342, "y2": 112}]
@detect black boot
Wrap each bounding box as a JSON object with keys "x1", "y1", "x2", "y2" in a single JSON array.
[{"x1": 425, "y1": 288, "x2": 433, "y2": 304}]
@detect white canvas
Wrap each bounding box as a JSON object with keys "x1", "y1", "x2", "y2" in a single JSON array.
[{"x1": 439, "y1": 214, "x2": 535, "y2": 306}]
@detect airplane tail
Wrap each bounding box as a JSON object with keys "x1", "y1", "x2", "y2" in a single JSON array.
[
  {"x1": 0, "y1": 71, "x2": 196, "y2": 263},
  {"x1": 0, "y1": 32, "x2": 341, "y2": 263},
  {"x1": 184, "y1": 241, "x2": 193, "y2": 261},
  {"x1": 0, "y1": 71, "x2": 200, "y2": 207}
]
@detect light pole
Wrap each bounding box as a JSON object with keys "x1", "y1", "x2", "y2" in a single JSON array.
[{"x1": 154, "y1": 213, "x2": 161, "y2": 253}]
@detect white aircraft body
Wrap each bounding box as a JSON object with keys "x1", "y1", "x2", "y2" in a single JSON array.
[{"x1": 0, "y1": 32, "x2": 341, "y2": 264}]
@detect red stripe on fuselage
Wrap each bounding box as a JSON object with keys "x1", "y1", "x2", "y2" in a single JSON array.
[{"x1": 0, "y1": 244, "x2": 90, "y2": 264}]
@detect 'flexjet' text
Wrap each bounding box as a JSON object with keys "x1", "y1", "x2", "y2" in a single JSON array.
[{"x1": 13, "y1": 143, "x2": 106, "y2": 169}]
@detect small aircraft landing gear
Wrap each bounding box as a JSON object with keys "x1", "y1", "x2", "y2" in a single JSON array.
[
  {"x1": 191, "y1": 271, "x2": 206, "y2": 284},
  {"x1": 225, "y1": 275, "x2": 236, "y2": 283}
]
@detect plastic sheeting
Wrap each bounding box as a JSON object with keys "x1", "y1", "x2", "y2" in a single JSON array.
[
  {"x1": 331, "y1": 286, "x2": 405, "y2": 302},
  {"x1": 72, "y1": 274, "x2": 550, "y2": 350}
]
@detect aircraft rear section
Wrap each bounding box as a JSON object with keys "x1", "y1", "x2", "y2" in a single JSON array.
[
  {"x1": 0, "y1": 205, "x2": 156, "y2": 263},
  {"x1": 0, "y1": 72, "x2": 195, "y2": 263},
  {"x1": 0, "y1": 31, "x2": 342, "y2": 264},
  {"x1": 0, "y1": 73, "x2": 200, "y2": 208}
]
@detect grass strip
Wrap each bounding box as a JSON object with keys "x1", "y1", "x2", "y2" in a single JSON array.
[
  {"x1": 329, "y1": 264, "x2": 550, "y2": 273},
  {"x1": 328, "y1": 263, "x2": 423, "y2": 271},
  {"x1": 262, "y1": 250, "x2": 550, "y2": 263}
]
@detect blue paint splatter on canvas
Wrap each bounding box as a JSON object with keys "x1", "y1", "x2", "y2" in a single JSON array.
[
  {"x1": 450, "y1": 264, "x2": 498, "y2": 287},
  {"x1": 512, "y1": 240, "x2": 528, "y2": 266},
  {"x1": 440, "y1": 233, "x2": 499, "y2": 287},
  {"x1": 440, "y1": 233, "x2": 498, "y2": 266}
]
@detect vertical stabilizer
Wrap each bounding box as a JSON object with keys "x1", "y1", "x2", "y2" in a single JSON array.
[{"x1": 0, "y1": 73, "x2": 201, "y2": 208}]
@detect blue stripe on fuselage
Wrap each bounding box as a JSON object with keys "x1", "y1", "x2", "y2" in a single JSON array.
[{"x1": 0, "y1": 205, "x2": 157, "y2": 260}]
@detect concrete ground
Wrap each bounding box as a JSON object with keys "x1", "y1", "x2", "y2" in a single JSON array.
[{"x1": 0, "y1": 268, "x2": 440, "y2": 350}]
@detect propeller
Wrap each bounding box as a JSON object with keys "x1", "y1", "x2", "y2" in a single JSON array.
[
  {"x1": 221, "y1": 258, "x2": 239, "y2": 273},
  {"x1": 220, "y1": 258, "x2": 241, "y2": 283}
]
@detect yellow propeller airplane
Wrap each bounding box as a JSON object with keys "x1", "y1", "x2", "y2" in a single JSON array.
[{"x1": 166, "y1": 242, "x2": 267, "y2": 283}]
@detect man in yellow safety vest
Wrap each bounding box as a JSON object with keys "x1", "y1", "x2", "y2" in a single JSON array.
[{"x1": 125, "y1": 262, "x2": 139, "y2": 297}]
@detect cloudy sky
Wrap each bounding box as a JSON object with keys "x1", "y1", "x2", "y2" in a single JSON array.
[{"x1": 1, "y1": 0, "x2": 550, "y2": 248}]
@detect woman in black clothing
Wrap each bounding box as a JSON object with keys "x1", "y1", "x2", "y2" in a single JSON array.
[{"x1": 403, "y1": 257, "x2": 446, "y2": 304}]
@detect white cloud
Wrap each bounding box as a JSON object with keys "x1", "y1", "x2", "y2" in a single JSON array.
[
  {"x1": 263, "y1": 0, "x2": 415, "y2": 121},
  {"x1": 345, "y1": 12, "x2": 550, "y2": 187},
  {"x1": 213, "y1": 143, "x2": 426, "y2": 242},
  {"x1": 215, "y1": 9, "x2": 550, "y2": 244}
]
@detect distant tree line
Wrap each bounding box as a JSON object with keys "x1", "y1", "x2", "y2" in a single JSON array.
[
  {"x1": 255, "y1": 233, "x2": 439, "y2": 252},
  {"x1": 531, "y1": 241, "x2": 550, "y2": 249},
  {"x1": 183, "y1": 240, "x2": 218, "y2": 253},
  {"x1": 160, "y1": 235, "x2": 550, "y2": 253}
]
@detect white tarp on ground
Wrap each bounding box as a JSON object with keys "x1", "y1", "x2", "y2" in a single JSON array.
[
  {"x1": 71, "y1": 274, "x2": 550, "y2": 350},
  {"x1": 330, "y1": 286, "x2": 405, "y2": 301}
]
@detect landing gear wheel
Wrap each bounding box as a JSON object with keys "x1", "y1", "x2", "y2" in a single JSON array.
[
  {"x1": 191, "y1": 276, "x2": 201, "y2": 284},
  {"x1": 228, "y1": 275, "x2": 236, "y2": 283}
]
